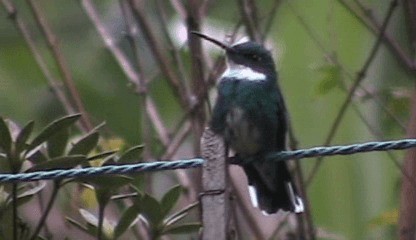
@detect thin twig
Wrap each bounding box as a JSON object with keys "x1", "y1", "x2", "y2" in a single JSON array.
[
  {"x1": 0, "y1": 0, "x2": 76, "y2": 120},
  {"x1": 337, "y1": 0, "x2": 415, "y2": 72},
  {"x1": 160, "y1": 119, "x2": 195, "y2": 203},
  {"x1": 305, "y1": 0, "x2": 399, "y2": 185},
  {"x1": 145, "y1": 100, "x2": 170, "y2": 146},
  {"x1": 129, "y1": 0, "x2": 190, "y2": 109},
  {"x1": 119, "y1": 0, "x2": 153, "y2": 155},
  {"x1": 29, "y1": 182, "x2": 60, "y2": 240},
  {"x1": 27, "y1": 0, "x2": 93, "y2": 132},
  {"x1": 79, "y1": 0, "x2": 171, "y2": 146},
  {"x1": 289, "y1": 1, "x2": 406, "y2": 131},
  {"x1": 187, "y1": 0, "x2": 209, "y2": 152},
  {"x1": 229, "y1": 171, "x2": 267, "y2": 240},
  {"x1": 237, "y1": 0, "x2": 261, "y2": 42},
  {"x1": 155, "y1": 0, "x2": 189, "y2": 89},
  {"x1": 261, "y1": 0, "x2": 283, "y2": 43}
]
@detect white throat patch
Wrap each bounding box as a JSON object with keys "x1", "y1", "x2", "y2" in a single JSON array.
[{"x1": 221, "y1": 63, "x2": 266, "y2": 82}]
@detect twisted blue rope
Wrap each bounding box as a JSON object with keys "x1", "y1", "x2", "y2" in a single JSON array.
[{"x1": 0, "y1": 138, "x2": 415, "y2": 183}]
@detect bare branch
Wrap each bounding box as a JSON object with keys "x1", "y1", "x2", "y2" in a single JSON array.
[
  {"x1": 27, "y1": 0, "x2": 93, "y2": 131},
  {"x1": 399, "y1": 90, "x2": 416, "y2": 240},
  {"x1": 0, "y1": 0, "x2": 78, "y2": 124},
  {"x1": 237, "y1": 0, "x2": 261, "y2": 42},
  {"x1": 80, "y1": 0, "x2": 171, "y2": 146},
  {"x1": 130, "y1": 0, "x2": 190, "y2": 109},
  {"x1": 338, "y1": 0, "x2": 415, "y2": 72},
  {"x1": 306, "y1": 0, "x2": 399, "y2": 184}
]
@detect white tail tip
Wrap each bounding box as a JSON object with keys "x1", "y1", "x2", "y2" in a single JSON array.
[
  {"x1": 248, "y1": 185, "x2": 259, "y2": 208},
  {"x1": 286, "y1": 182, "x2": 304, "y2": 213}
]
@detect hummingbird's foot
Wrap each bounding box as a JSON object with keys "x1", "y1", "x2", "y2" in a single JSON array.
[
  {"x1": 228, "y1": 154, "x2": 255, "y2": 166},
  {"x1": 227, "y1": 155, "x2": 241, "y2": 165}
]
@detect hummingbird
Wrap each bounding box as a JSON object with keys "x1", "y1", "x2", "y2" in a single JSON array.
[{"x1": 192, "y1": 31, "x2": 304, "y2": 214}]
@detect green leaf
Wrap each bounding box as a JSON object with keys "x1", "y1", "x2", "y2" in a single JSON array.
[
  {"x1": 114, "y1": 205, "x2": 140, "y2": 238},
  {"x1": 11, "y1": 182, "x2": 47, "y2": 208},
  {"x1": 0, "y1": 117, "x2": 12, "y2": 155},
  {"x1": 66, "y1": 217, "x2": 94, "y2": 236},
  {"x1": 69, "y1": 131, "x2": 100, "y2": 155},
  {"x1": 15, "y1": 121, "x2": 34, "y2": 155},
  {"x1": 79, "y1": 208, "x2": 99, "y2": 227},
  {"x1": 117, "y1": 145, "x2": 144, "y2": 164},
  {"x1": 27, "y1": 149, "x2": 48, "y2": 164},
  {"x1": 160, "y1": 185, "x2": 182, "y2": 217},
  {"x1": 138, "y1": 193, "x2": 162, "y2": 227},
  {"x1": 82, "y1": 175, "x2": 132, "y2": 189},
  {"x1": 162, "y1": 223, "x2": 201, "y2": 235},
  {"x1": 47, "y1": 128, "x2": 69, "y2": 158},
  {"x1": 314, "y1": 64, "x2": 341, "y2": 95},
  {"x1": 78, "y1": 209, "x2": 114, "y2": 239},
  {"x1": 164, "y1": 202, "x2": 199, "y2": 227},
  {"x1": 18, "y1": 182, "x2": 46, "y2": 199},
  {"x1": 28, "y1": 155, "x2": 87, "y2": 171},
  {"x1": 87, "y1": 151, "x2": 117, "y2": 161},
  {"x1": 27, "y1": 114, "x2": 81, "y2": 153}
]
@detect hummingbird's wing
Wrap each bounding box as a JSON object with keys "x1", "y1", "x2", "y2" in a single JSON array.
[{"x1": 243, "y1": 85, "x2": 304, "y2": 214}]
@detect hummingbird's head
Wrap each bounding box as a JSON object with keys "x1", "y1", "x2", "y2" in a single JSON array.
[{"x1": 191, "y1": 31, "x2": 276, "y2": 77}]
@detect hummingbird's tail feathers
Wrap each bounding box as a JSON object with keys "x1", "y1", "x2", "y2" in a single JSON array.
[
  {"x1": 286, "y1": 182, "x2": 304, "y2": 213},
  {"x1": 243, "y1": 160, "x2": 304, "y2": 214},
  {"x1": 248, "y1": 185, "x2": 259, "y2": 208}
]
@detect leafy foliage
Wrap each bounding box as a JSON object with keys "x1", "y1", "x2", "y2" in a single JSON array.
[{"x1": 0, "y1": 115, "x2": 178, "y2": 239}]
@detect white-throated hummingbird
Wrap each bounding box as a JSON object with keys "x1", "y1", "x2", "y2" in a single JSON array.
[{"x1": 192, "y1": 31, "x2": 304, "y2": 214}]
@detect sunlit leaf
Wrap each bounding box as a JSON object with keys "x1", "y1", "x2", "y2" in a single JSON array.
[
  {"x1": 78, "y1": 209, "x2": 114, "y2": 239},
  {"x1": 67, "y1": 216, "x2": 95, "y2": 237},
  {"x1": 368, "y1": 209, "x2": 398, "y2": 229},
  {"x1": 162, "y1": 223, "x2": 201, "y2": 235},
  {"x1": 80, "y1": 208, "x2": 99, "y2": 227},
  {"x1": 18, "y1": 182, "x2": 46, "y2": 199},
  {"x1": 164, "y1": 202, "x2": 199, "y2": 227}
]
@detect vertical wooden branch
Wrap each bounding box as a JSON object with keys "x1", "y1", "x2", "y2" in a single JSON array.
[
  {"x1": 399, "y1": 89, "x2": 416, "y2": 240},
  {"x1": 201, "y1": 128, "x2": 229, "y2": 240}
]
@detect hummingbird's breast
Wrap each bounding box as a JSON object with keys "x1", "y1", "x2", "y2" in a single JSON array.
[{"x1": 224, "y1": 106, "x2": 261, "y2": 156}]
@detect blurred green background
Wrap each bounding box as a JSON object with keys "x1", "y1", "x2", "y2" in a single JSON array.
[{"x1": 0, "y1": 0, "x2": 410, "y2": 239}]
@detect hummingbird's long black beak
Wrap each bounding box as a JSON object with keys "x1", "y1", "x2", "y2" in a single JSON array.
[{"x1": 191, "y1": 31, "x2": 232, "y2": 51}]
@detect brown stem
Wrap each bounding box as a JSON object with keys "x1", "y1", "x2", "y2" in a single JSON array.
[
  {"x1": 237, "y1": 0, "x2": 260, "y2": 42},
  {"x1": 399, "y1": 86, "x2": 416, "y2": 240},
  {"x1": 338, "y1": 0, "x2": 415, "y2": 72},
  {"x1": 130, "y1": 0, "x2": 190, "y2": 109},
  {"x1": 186, "y1": 0, "x2": 207, "y2": 152},
  {"x1": 306, "y1": 0, "x2": 399, "y2": 185},
  {"x1": 27, "y1": 0, "x2": 93, "y2": 132},
  {"x1": 0, "y1": 0, "x2": 77, "y2": 122},
  {"x1": 80, "y1": 0, "x2": 171, "y2": 146}
]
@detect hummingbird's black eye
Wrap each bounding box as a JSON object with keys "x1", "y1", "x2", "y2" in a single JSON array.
[{"x1": 247, "y1": 54, "x2": 260, "y2": 61}]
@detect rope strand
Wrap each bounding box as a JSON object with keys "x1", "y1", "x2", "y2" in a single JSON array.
[{"x1": 1, "y1": 138, "x2": 415, "y2": 183}]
